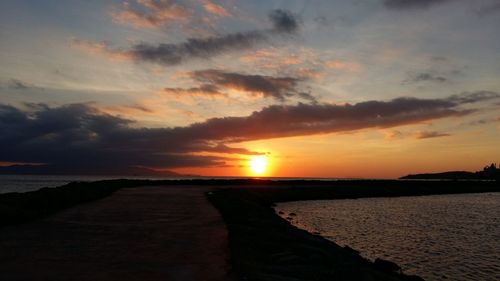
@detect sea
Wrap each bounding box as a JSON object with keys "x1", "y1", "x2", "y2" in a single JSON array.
[
  {"x1": 0, "y1": 174, "x2": 193, "y2": 194},
  {"x1": 276, "y1": 193, "x2": 500, "y2": 281}
]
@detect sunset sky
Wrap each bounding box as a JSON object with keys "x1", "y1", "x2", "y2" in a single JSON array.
[{"x1": 1, "y1": 0, "x2": 499, "y2": 178}]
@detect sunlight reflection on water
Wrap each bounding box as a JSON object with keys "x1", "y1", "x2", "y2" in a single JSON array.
[{"x1": 276, "y1": 193, "x2": 500, "y2": 281}]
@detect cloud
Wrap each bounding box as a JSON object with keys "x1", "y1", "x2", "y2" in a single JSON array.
[
  {"x1": 384, "y1": 0, "x2": 453, "y2": 10},
  {"x1": 162, "y1": 84, "x2": 225, "y2": 98},
  {"x1": 74, "y1": 9, "x2": 300, "y2": 66},
  {"x1": 111, "y1": 0, "x2": 192, "y2": 29},
  {"x1": 416, "y1": 131, "x2": 451, "y2": 139},
  {"x1": 70, "y1": 38, "x2": 131, "y2": 61},
  {"x1": 4, "y1": 79, "x2": 36, "y2": 90},
  {"x1": 2, "y1": 91, "x2": 495, "y2": 173},
  {"x1": 0, "y1": 103, "x2": 241, "y2": 173},
  {"x1": 189, "y1": 69, "x2": 306, "y2": 101},
  {"x1": 448, "y1": 91, "x2": 500, "y2": 104},
  {"x1": 268, "y1": 9, "x2": 299, "y2": 33},
  {"x1": 385, "y1": 130, "x2": 405, "y2": 139},
  {"x1": 128, "y1": 9, "x2": 300, "y2": 66},
  {"x1": 239, "y1": 47, "x2": 318, "y2": 71},
  {"x1": 403, "y1": 72, "x2": 448, "y2": 84},
  {"x1": 201, "y1": 0, "x2": 231, "y2": 17},
  {"x1": 161, "y1": 69, "x2": 313, "y2": 102},
  {"x1": 325, "y1": 60, "x2": 361, "y2": 72}
]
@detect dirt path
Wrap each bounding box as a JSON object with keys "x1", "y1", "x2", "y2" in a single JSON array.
[{"x1": 0, "y1": 186, "x2": 233, "y2": 281}]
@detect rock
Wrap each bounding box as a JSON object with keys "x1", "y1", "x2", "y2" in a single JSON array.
[
  {"x1": 374, "y1": 258, "x2": 401, "y2": 273},
  {"x1": 343, "y1": 245, "x2": 360, "y2": 255},
  {"x1": 289, "y1": 212, "x2": 297, "y2": 216},
  {"x1": 403, "y1": 275, "x2": 426, "y2": 281}
]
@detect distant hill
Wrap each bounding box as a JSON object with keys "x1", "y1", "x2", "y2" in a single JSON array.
[
  {"x1": 401, "y1": 163, "x2": 499, "y2": 180},
  {"x1": 0, "y1": 164, "x2": 186, "y2": 177}
]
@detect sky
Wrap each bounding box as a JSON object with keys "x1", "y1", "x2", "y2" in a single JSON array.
[{"x1": 1, "y1": 0, "x2": 499, "y2": 178}]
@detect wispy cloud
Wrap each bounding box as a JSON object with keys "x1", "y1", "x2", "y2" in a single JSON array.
[
  {"x1": 70, "y1": 38, "x2": 131, "y2": 61},
  {"x1": 110, "y1": 0, "x2": 192, "y2": 29},
  {"x1": 416, "y1": 130, "x2": 451, "y2": 139},
  {"x1": 3, "y1": 79, "x2": 40, "y2": 90},
  {"x1": 200, "y1": 0, "x2": 231, "y2": 17},
  {"x1": 162, "y1": 84, "x2": 225, "y2": 98},
  {"x1": 129, "y1": 9, "x2": 300, "y2": 66},
  {"x1": 325, "y1": 60, "x2": 361, "y2": 72},
  {"x1": 402, "y1": 72, "x2": 448, "y2": 84}
]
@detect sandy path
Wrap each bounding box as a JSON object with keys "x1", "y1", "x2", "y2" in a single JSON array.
[{"x1": 0, "y1": 186, "x2": 233, "y2": 281}]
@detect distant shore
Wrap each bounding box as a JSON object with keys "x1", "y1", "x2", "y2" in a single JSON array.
[{"x1": 1, "y1": 179, "x2": 499, "y2": 280}]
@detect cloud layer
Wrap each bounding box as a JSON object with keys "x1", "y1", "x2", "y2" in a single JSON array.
[
  {"x1": 1, "y1": 91, "x2": 497, "y2": 173},
  {"x1": 74, "y1": 9, "x2": 301, "y2": 67},
  {"x1": 162, "y1": 69, "x2": 313, "y2": 102},
  {"x1": 130, "y1": 9, "x2": 299, "y2": 66}
]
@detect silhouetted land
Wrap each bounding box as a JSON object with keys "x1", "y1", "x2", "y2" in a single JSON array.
[
  {"x1": 401, "y1": 163, "x2": 500, "y2": 180},
  {"x1": 1, "y1": 179, "x2": 499, "y2": 280}
]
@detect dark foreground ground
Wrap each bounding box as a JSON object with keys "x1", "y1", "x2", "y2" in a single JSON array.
[
  {"x1": 0, "y1": 185, "x2": 232, "y2": 281},
  {"x1": 1, "y1": 179, "x2": 499, "y2": 280}
]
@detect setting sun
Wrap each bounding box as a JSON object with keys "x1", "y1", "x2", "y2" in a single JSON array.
[{"x1": 249, "y1": 156, "x2": 268, "y2": 175}]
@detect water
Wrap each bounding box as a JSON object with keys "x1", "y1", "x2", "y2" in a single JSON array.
[
  {"x1": 276, "y1": 193, "x2": 500, "y2": 281},
  {"x1": 0, "y1": 175, "x2": 193, "y2": 194}
]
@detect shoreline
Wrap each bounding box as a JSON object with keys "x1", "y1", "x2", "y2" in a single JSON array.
[
  {"x1": 1, "y1": 179, "x2": 499, "y2": 280},
  {"x1": 206, "y1": 180, "x2": 498, "y2": 281}
]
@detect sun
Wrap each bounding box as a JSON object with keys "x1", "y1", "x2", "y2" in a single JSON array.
[{"x1": 249, "y1": 155, "x2": 268, "y2": 175}]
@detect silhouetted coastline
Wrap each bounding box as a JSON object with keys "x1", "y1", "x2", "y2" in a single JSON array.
[{"x1": 400, "y1": 163, "x2": 500, "y2": 180}]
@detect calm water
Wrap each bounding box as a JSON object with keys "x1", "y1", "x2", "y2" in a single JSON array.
[
  {"x1": 0, "y1": 175, "x2": 198, "y2": 194},
  {"x1": 276, "y1": 193, "x2": 500, "y2": 281}
]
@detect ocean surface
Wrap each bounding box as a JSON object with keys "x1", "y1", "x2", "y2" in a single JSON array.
[
  {"x1": 0, "y1": 175, "x2": 193, "y2": 194},
  {"x1": 276, "y1": 193, "x2": 500, "y2": 281}
]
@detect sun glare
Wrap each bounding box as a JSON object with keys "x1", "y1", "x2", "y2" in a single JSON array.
[{"x1": 249, "y1": 155, "x2": 268, "y2": 175}]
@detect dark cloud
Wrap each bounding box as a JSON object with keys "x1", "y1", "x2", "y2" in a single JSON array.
[
  {"x1": 416, "y1": 131, "x2": 451, "y2": 139},
  {"x1": 1, "y1": 91, "x2": 496, "y2": 174},
  {"x1": 448, "y1": 91, "x2": 500, "y2": 104},
  {"x1": 403, "y1": 72, "x2": 448, "y2": 84},
  {"x1": 384, "y1": 0, "x2": 452, "y2": 10},
  {"x1": 181, "y1": 96, "x2": 469, "y2": 142},
  {"x1": 162, "y1": 84, "x2": 224, "y2": 98},
  {"x1": 4, "y1": 79, "x2": 38, "y2": 90},
  {"x1": 0, "y1": 103, "x2": 237, "y2": 173},
  {"x1": 190, "y1": 69, "x2": 305, "y2": 101},
  {"x1": 297, "y1": 92, "x2": 318, "y2": 104},
  {"x1": 129, "y1": 9, "x2": 300, "y2": 66},
  {"x1": 268, "y1": 9, "x2": 299, "y2": 33},
  {"x1": 163, "y1": 69, "x2": 313, "y2": 102}
]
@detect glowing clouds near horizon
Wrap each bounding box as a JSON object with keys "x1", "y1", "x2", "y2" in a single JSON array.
[{"x1": 249, "y1": 155, "x2": 268, "y2": 176}]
